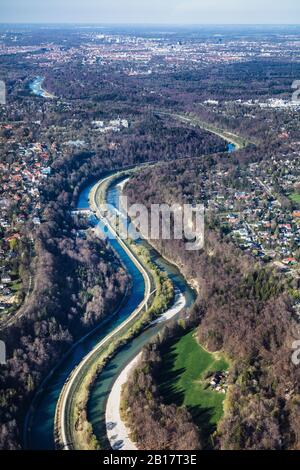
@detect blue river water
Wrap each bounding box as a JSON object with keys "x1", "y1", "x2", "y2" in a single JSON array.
[
  {"x1": 25, "y1": 178, "x2": 195, "y2": 450},
  {"x1": 29, "y1": 76, "x2": 53, "y2": 99}
]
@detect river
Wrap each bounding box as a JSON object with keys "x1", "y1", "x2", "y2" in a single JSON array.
[
  {"x1": 25, "y1": 176, "x2": 196, "y2": 450},
  {"x1": 30, "y1": 76, "x2": 54, "y2": 99},
  {"x1": 227, "y1": 143, "x2": 236, "y2": 153}
]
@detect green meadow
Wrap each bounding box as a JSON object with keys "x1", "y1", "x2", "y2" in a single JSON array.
[
  {"x1": 289, "y1": 192, "x2": 300, "y2": 207},
  {"x1": 157, "y1": 330, "x2": 229, "y2": 447}
]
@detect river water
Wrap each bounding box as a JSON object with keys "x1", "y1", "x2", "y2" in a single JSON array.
[
  {"x1": 29, "y1": 76, "x2": 53, "y2": 99},
  {"x1": 25, "y1": 177, "x2": 195, "y2": 450}
]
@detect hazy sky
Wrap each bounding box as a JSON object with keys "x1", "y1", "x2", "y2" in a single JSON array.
[{"x1": 1, "y1": 0, "x2": 299, "y2": 24}]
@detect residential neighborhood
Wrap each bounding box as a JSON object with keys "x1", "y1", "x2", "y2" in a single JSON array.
[
  {"x1": 197, "y1": 148, "x2": 300, "y2": 276},
  {"x1": 0, "y1": 135, "x2": 55, "y2": 318}
]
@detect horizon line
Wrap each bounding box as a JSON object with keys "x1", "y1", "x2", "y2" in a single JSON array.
[{"x1": 0, "y1": 22, "x2": 300, "y2": 26}]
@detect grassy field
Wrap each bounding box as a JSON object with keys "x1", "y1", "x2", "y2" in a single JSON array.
[
  {"x1": 289, "y1": 192, "x2": 300, "y2": 207},
  {"x1": 157, "y1": 330, "x2": 229, "y2": 447}
]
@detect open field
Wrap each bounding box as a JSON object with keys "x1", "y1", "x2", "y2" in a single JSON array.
[
  {"x1": 157, "y1": 330, "x2": 229, "y2": 447},
  {"x1": 289, "y1": 192, "x2": 300, "y2": 207}
]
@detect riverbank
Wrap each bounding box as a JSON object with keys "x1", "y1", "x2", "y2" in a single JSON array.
[{"x1": 106, "y1": 353, "x2": 141, "y2": 450}]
